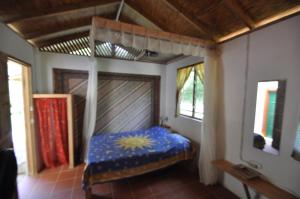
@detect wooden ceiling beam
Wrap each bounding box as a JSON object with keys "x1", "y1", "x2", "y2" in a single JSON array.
[
  {"x1": 224, "y1": 0, "x2": 256, "y2": 29},
  {"x1": 164, "y1": 0, "x2": 216, "y2": 41},
  {"x1": 3, "y1": 0, "x2": 119, "y2": 24},
  {"x1": 35, "y1": 31, "x2": 90, "y2": 48}
]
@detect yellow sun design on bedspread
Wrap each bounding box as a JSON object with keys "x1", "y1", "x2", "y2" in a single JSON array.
[{"x1": 116, "y1": 135, "x2": 154, "y2": 150}]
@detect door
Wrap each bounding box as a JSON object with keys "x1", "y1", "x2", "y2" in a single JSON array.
[{"x1": 0, "y1": 53, "x2": 37, "y2": 176}]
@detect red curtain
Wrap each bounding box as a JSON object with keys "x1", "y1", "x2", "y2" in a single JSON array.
[{"x1": 34, "y1": 98, "x2": 69, "y2": 168}]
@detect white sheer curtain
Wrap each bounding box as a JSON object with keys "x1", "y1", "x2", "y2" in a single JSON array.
[
  {"x1": 199, "y1": 48, "x2": 219, "y2": 185},
  {"x1": 82, "y1": 57, "x2": 98, "y2": 161}
]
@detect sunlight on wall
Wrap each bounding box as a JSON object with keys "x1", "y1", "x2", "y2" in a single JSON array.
[{"x1": 7, "y1": 60, "x2": 27, "y2": 167}]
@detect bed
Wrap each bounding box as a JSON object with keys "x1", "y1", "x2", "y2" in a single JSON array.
[{"x1": 83, "y1": 126, "x2": 195, "y2": 197}]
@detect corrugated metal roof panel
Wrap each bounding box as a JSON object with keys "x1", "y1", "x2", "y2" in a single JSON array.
[
  {"x1": 39, "y1": 36, "x2": 179, "y2": 63},
  {"x1": 40, "y1": 36, "x2": 139, "y2": 61}
]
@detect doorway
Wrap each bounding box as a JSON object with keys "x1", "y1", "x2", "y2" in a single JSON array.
[{"x1": 7, "y1": 59, "x2": 28, "y2": 174}]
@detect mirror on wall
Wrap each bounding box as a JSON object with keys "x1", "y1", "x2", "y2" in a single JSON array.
[
  {"x1": 253, "y1": 80, "x2": 286, "y2": 155},
  {"x1": 291, "y1": 114, "x2": 300, "y2": 161}
]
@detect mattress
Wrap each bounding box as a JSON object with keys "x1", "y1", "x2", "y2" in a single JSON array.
[{"x1": 83, "y1": 126, "x2": 193, "y2": 189}]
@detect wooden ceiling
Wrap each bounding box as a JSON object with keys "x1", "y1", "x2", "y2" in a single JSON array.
[{"x1": 0, "y1": 0, "x2": 299, "y2": 48}]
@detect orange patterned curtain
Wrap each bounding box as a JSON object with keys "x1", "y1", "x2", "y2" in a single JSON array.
[
  {"x1": 34, "y1": 98, "x2": 69, "y2": 168},
  {"x1": 194, "y1": 63, "x2": 205, "y2": 85},
  {"x1": 175, "y1": 66, "x2": 193, "y2": 117}
]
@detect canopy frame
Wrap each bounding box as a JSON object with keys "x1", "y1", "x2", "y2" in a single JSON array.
[{"x1": 90, "y1": 16, "x2": 215, "y2": 58}]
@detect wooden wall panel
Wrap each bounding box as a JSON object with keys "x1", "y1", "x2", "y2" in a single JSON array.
[
  {"x1": 53, "y1": 69, "x2": 88, "y2": 163},
  {"x1": 96, "y1": 73, "x2": 160, "y2": 134},
  {"x1": 95, "y1": 79, "x2": 153, "y2": 133}
]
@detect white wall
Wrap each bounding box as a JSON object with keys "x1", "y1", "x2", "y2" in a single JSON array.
[
  {"x1": 221, "y1": 15, "x2": 300, "y2": 198},
  {"x1": 0, "y1": 23, "x2": 39, "y2": 91},
  {"x1": 0, "y1": 23, "x2": 34, "y2": 64},
  {"x1": 165, "y1": 56, "x2": 203, "y2": 144},
  {"x1": 39, "y1": 52, "x2": 167, "y2": 116}
]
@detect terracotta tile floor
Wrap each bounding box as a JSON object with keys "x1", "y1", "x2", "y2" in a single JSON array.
[{"x1": 17, "y1": 164, "x2": 238, "y2": 199}]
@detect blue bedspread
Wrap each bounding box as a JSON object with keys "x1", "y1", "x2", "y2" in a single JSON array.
[{"x1": 86, "y1": 126, "x2": 191, "y2": 175}]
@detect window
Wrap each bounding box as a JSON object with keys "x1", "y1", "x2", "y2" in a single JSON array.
[{"x1": 176, "y1": 63, "x2": 204, "y2": 120}]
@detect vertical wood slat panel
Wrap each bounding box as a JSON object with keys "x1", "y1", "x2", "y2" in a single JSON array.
[{"x1": 0, "y1": 53, "x2": 12, "y2": 148}]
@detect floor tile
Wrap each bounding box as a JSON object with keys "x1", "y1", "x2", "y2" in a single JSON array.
[
  {"x1": 53, "y1": 179, "x2": 74, "y2": 193},
  {"x1": 112, "y1": 179, "x2": 131, "y2": 193},
  {"x1": 17, "y1": 164, "x2": 238, "y2": 199},
  {"x1": 113, "y1": 191, "x2": 133, "y2": 199},
  {"x1": 91, "y1": 193, "x2": 113, "y2": 199},
  {"x1": 72, "y1": 187, "x2": 85, "y2": 199},
  {"x1": 39, "y1": 172, "x2": 59, "y2": 182},
  {"x1": 93, "y1": 183, "x2": 112, "y2": 195},
  {"x1": 73, "y1": 176, "x2": 83, "y2": 189},
  {"x1": 26, "y1": 182, "x2": 55, "y2": 199},
  {"x1": 17, "y1": 176, "x2": 39, "y2": 199},
  {"x1": 130, "y1": 182, "x2": 152, "y2": 199},
  {"x1": 39, "y1": 167, "x2": 61, "y2": 176},
  {"x1": 52, "y1": 189, "x2": 72, "y2": 199},
  {"x1": 149, "y1": 178, "x2": 171, "y2": 195},
  {"x1": 58, "y1": 170, "x2": 77, "y2": 181},
  {"x1": 206, "y1": 184, "x2": 239, "y2": 199}
]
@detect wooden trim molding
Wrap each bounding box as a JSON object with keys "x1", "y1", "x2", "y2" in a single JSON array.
[{"x1": 22, "y1": 66, "x2": 38, "y2": 175}]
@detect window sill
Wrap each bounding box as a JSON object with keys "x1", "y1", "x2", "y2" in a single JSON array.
[{"x1": 179, "y1": 114, "x2": 203, "y2": 123}]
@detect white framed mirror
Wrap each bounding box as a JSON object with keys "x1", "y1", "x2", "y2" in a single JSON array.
[{"x1": 253, "y1": 80, "x2": 286, "y2": 155}]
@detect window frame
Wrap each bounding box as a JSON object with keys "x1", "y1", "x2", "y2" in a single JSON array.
[{"x1": 177, "y1": 62, "x2": 204, "y2": 121}]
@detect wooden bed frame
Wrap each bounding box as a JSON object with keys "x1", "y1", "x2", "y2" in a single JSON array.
[{"x1": 84, "y1": 139, "x2": 196, "y2": 198}]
